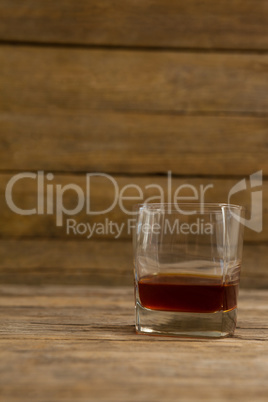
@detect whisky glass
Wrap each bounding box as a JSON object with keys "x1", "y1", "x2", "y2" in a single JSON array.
[{"x1": 133, "y1": 203, "x2": 245, "y2": 338}]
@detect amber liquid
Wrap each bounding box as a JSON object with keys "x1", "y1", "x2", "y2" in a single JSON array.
[{"x1": 138, "y1": 274, "x2": 239, "y2": 313}]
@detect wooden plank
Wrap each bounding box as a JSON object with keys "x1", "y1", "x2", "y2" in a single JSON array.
[
  {"x1": 0, "y1": 286, "x2": 267, "y2": 401},
  {"x1": 0, "y1": 174, "x2": 266, "y2": 241},
  {"x1": 0, "y1": 287, "x2": 267, "y2": 339},
  {"x1": 1, "y1": 112, "x2": 268, "y2": 175},
  {"x1": 1, "y1": 46, "x2": 268, "y2": 114},
  {"x1": 0, "y1": 1, "x2": 268, "y2": 50},
  {"x1": 0, "y1": 239, "x2": 267, "y2": 287},
  {"x1": 0, "y1": 239, "x2": 133, "y2": 286}
]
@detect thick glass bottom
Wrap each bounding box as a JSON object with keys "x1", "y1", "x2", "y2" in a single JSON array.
[{"x1": 136, "y1": 302, "x2": 237, "y2": 338}]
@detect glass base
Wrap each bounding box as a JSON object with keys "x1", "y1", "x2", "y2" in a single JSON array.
[{"x1": 136, "y1": 302, "x2": 237, "y2": 338}]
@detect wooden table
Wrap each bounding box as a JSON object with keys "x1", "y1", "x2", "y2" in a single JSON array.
[{"x1": 0, "y1": 286, "x2": 267, "y2": 401}]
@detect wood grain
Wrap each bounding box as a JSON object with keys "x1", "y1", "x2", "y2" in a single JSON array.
[
  {"x1": 0, "y1": 173, "x2": 266, "y2": 241},
  {"x1": 1, "y1": 112, "x2": 268, "y2": 175},
  {"x1": 0, "y1": 239, "x2": 267, "y2": 287},
  {"x1": 0, "y1": 1, "x2": 268, "y2": 50},
  {"x1": 0, "y1": 286, "x2": 267, "y2": 401},
  {"x1": 1, "y1": 46, "x2": 268, "y2": 114},
  {"x1": 0, "y1": 239, "x2": 133, "y2": 286}
]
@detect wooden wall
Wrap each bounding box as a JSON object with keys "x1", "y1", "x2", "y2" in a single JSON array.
[{"x1": 0, "y1": 1, "x2": 267, "y2": 287}]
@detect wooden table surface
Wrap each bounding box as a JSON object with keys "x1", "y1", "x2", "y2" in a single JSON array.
[{"x1": 0, "y1": 286, "x2": 267, "y2": 402}]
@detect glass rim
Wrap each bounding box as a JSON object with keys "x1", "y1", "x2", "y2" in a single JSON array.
[{"x1": 133, "y1": 202, "x2": 246, "y2": 213}]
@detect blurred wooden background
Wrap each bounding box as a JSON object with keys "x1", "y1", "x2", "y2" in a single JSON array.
[{"x1": 0, "y1": 0, "x2": 267, "y2": 287}]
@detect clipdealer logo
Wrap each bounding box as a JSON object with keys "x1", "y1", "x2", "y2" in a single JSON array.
[
  {"x1": 4, "y1": 170, "x2": 263, "y2": 237},
  {"x1": 4, "y1": 171, "x2": 213, "y2": 226},
  {"x1": 228, "y1": 170, "x2": 262, "y2": 233}
]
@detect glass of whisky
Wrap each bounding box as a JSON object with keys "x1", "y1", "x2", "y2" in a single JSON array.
[{"x1": 133, "y1": 203, "x2": 245, "y2": 338}]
